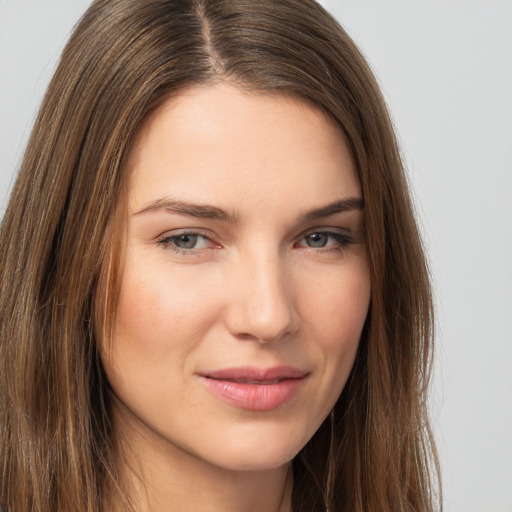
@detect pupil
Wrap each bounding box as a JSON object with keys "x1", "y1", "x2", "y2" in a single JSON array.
[
  {"x1": 307, "y1": 233, "x2": 328, "y2": 247},
  {"x1": 177, "y1": 234, "x2": 197, "y2": 249}
]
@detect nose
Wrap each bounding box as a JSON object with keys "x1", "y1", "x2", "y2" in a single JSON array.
[{"x1": 224, "y1": 251, "x2": 300, "y2": 343}]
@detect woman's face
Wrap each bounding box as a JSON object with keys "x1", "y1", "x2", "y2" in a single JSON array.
[{"x1": 101, "y1": 83, "x2": 370, "y2": 472}]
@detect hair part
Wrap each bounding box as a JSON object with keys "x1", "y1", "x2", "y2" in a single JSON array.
[{"x1": 0, "y1": 1, "x2": 441, "y2": 511}]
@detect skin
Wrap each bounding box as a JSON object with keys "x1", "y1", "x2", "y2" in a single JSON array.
[{"x1": 100, "y1": 83, "x2": 371, "y2": 512}]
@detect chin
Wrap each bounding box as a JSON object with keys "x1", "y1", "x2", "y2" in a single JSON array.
[
  {"x1": 194, "y1": 424, "x2": 313, "y2": 472},
  {"x1": 208, "y1": 447, "x2": 298, "y2": 472}
]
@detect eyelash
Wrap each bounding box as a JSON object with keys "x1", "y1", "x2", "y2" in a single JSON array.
[{"x1": 157, "y1": 229, "x2": 354, "y2": 256}]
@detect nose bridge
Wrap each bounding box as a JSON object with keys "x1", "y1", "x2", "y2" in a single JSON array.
[{"x1": 226, "y1": 246, "x2": 299, "y2": 343}]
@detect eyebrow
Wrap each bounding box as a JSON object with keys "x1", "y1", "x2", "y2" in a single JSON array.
[
  {"x1": 133, "y1": 196, "x2": 364, "y2": 223},
  {"x1": 299, "y1": 197, "x2": 364, "y2": 222},
  {"x1": 133, "y1": 198, "x2": 239, "y2": 223}
]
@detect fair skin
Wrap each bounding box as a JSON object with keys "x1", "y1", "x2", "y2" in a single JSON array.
[{"x1": 100, "y1": 83, "x2": 371, "y2": 512}]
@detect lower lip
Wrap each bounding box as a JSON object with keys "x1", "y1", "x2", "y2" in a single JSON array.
[{"x1": 200, "y1": 376, "x2": 305, "y2": 411}]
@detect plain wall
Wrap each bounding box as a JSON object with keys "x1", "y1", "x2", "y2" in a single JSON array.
[{"x1": 1, "y1": 1, "x2": 511, "y2": 511}]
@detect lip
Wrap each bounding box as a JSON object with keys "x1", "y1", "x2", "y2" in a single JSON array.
[{"x1": 198, "y1": 365, "x2": 309, "y2": 411}]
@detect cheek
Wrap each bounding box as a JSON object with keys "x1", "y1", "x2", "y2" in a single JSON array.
[
  {"x1": 290, "y1": 261, "x2": 370, "y2": 436},
  {"x1": 114, "y1": 262, "x2": 215, "y2": 347},
  {"x1": 302, "y1": 260, "x2": 370, "y2": 375},
  {"x1": 307, "y1": 260, "x2": 370, "y2": 334},
  {"x1": 102, "y1": 260, "x2": 220, "y2": 394}
]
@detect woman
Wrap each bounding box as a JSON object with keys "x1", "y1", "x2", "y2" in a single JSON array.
[{"x1": 0, "y1": 0, "x2": 441, "y2": 511}]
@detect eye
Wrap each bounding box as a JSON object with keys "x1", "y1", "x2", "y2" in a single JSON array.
[
  {"x1": 303, "y1": 232, "x2": 331, "y2": 248},
  {"x1": 296, "y1": 230, "x2": 353, "y2": 251},
  {"x1": 158, "y1": 231, "x2": 216, "y2": 253}
]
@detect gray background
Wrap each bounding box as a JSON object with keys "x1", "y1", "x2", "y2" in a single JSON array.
[{"x1": 1, "y1": 1, "x2": 511, "y2": 511}]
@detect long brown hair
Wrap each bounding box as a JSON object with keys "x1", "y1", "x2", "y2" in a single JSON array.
[{"x1": 0, "y1": 1, "x2": 441, "y2": 510}]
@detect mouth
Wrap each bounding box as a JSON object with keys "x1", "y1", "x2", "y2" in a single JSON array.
[
  {"x1": 215, "y1": 378, "x2": 286, "y2": 385},
  {"x1": 198, "y1": 366, "x2": 309, "y2": 411},
  {"x1": 201, "y1": 365, "x2": 308, "y2": 382}
]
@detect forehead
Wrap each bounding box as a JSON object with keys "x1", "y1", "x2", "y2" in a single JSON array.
[{"x1": 125, "y1": 83, "x2": 360, "y2": 214}]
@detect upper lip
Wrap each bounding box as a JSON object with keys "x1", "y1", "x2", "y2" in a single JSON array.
[{"x1": 200, "y1": 365, "x2": 308, "y2": 382}]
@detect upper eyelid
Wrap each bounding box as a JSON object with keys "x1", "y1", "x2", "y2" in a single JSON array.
[
  {"x1": 298, "y1": 226, "x2": 351, "y2": 238},
  {"x1": 157, "y1": 227, "x2": 214, "y2": 240},
  {"x1": 302, "y1": 226, "x2": 350, "y2": 233},
  {"x1": 296, "y1": 229, "x2": 352, "y2": 242}
]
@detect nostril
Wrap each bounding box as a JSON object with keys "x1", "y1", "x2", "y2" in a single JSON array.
[{"x1": 225, "y1": 295, "x2": 300, "y2": 344}]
